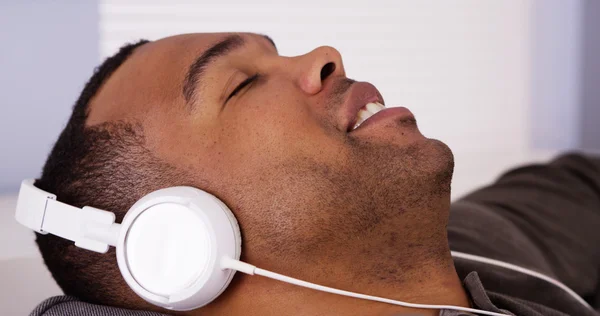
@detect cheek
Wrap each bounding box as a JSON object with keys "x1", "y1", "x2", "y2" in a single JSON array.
[
  {"x1": 237, "y1": 88, "x2": 307, "y2": 149},
  {"x1": 223, "y1": 86, "x2": 345, "y2": 172}
]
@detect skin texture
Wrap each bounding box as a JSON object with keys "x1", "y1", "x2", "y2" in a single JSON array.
[{"x1": 87, "y1": 33, "x2": 468, "y2": 316}]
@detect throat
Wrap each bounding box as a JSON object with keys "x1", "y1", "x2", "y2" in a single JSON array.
[
  {"x1": 329, "y1": 249, "x2": 470, "y2": 314},
  {"x1": 200, "y1": 248, "x2": 470, "y2": 316}
]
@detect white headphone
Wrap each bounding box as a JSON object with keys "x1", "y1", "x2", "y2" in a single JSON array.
[
  {"x1": 16, "y1": 179, "x2": 241, "y2": 310},
  {"x1": 16, "y1": 179, "x2": 515, "y2": 315}
]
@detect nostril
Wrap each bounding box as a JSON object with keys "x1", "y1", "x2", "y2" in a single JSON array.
[{"x1": 320, "y1": 62, "x2": 336, "y2": 81}]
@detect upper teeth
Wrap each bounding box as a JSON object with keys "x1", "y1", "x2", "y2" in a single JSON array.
[{"x1": 352, "y1": 102, "x2": 385, "y2": 130}]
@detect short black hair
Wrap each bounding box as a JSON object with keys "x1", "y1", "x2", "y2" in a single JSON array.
[{"x1": 34, "y1": 39, "x2": 184, "y2": 309}]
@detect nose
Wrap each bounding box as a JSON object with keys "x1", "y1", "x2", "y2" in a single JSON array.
[{"x1": 291, "y1": 46, "x2": 346, "y2": 95}]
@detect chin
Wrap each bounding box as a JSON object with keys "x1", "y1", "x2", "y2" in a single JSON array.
[
  {"x1": 420, "y1": 137, "x2": 454, "y2": 195},
  {"x1": 346, "y1": 128, "x2": 454, "y2": 198},
  {"x1": 386, "y1": 135, "x2": 454, "y2": 197}
]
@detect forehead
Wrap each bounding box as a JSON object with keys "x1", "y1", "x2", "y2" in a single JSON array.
[
  {"x1": 86, "y1": 32, "x2": 270, "y2": 126},
  {"x1": 139, "y1": 32, "x2": 273, "y2": 58}
]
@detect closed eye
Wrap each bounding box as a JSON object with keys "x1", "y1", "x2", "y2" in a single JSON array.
[{"x1": 227, "y1": 73, "x2": 260, "y2": 102}]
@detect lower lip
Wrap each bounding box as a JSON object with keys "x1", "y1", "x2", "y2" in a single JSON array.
[{"x1": 352, "y1": 106, "x2": 414, "y2": 131}]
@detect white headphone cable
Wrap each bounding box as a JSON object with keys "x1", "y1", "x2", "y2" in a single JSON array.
[{"x1": 221, "y1": 257, "x2": 509, "y2": 316}]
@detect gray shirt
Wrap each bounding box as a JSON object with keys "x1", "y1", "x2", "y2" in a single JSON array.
[{"x1": 446, "y1": 153, "x2": 600, "y2": 316}]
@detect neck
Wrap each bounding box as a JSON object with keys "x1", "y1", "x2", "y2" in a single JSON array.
[
  {"x1": 198, "y1": 195, "x2": 468, "y2": 315},
  {"x1": 199, "y1": 245, "x2": 469, "y2": 316}
]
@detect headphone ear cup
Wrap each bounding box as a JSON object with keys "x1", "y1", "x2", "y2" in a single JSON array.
[
  {"x1": 123, "y1": 203, "x2": 212, "y2": 296},
  {"x1": 115, "y1": 187, "x2": 241, "y2": 311}
]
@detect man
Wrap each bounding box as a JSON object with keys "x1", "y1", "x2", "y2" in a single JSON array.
[{"x1": 29, "y1": 33, "x2": 600, "y2": 316}]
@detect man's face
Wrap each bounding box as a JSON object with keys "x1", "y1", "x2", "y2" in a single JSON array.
[{"x1": 88, "y1": 33, "x2": 453, "y2": 270}]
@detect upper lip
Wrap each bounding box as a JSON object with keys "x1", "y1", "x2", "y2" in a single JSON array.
[{"x1": 342, "y1": 82, "x2": 385, "y2": 132}]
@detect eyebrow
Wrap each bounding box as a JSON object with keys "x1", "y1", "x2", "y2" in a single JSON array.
[{"x1": 182, "y1": 34, "x2": 277, "y2": 105}]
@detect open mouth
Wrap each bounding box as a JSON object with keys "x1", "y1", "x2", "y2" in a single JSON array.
[
  {"x1": 350, "y1": 102, "x2": 385, "y2": 131},
  {"x1": 341, "y1": 82, "x2": 415, "y2": 133},
  {"x1": 341, "y1": 81, "x2": 385, "y2": 133}
]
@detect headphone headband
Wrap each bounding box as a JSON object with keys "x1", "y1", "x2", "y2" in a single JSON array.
[{"x1": 15, "y1": 179, "x2": 118, "y2": 253}]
